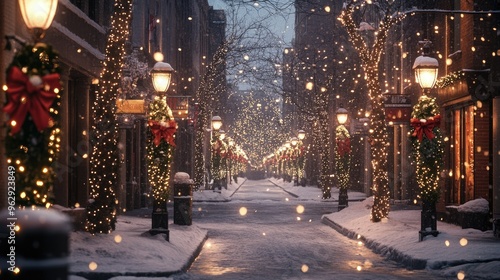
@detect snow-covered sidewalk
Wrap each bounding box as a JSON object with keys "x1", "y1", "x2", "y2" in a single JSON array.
[
  {"x1": 269, "y1": 177, "x2": 500, "y2": 279},
  {"x1": 322, "y1": 198, "x2": 500, "y2": 279},
  {"x1": 69, "y1": 214, "x2": 207, "y2": 279}
]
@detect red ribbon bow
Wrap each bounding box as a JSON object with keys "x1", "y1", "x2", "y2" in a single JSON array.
[
  {"x1": 3, "y1": 67, "x2": 61, "y2": 135},
  {"x1": 410, "y1": 115, "x2": 441, "y2": 142},
  {"x1": 337, "y1": 137, "x2": 351, "y2": 157},
  {"x1": 149, "y1": 120, "x2": 177, "y2": 146}
]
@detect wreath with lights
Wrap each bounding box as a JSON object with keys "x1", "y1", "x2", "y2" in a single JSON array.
[
  {"x1": 147, "y1": 96, "x2": 176, "y2": 204},
  {"x1": 410, "y1": 95, "x2": 444, "y2": 203},
  {"x1": 3, "y1": 43, "x2": 62, "y2": 207},
  {"x1": 335, "y1": 125, "x2": 351, "y2": 191},
  {"x1": 211, "y1": 137, "x2": 226, "y2": 182}
]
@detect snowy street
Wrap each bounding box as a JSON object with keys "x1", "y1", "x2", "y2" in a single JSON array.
[
  {"x1": 69, "y1": 178, "x2": 499, "y2": 280},
  {"x1": 173, "y1": 179, "x2": 446, "y2": 279}
]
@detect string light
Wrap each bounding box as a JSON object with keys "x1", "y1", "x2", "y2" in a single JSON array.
[
  {"x1": 410, "y1": 95, "x2": 444, "y2": 203},
  {"x1": 335, "y1": 124, "x2": 351, "y2": 194},
  {"x1": 86, "y1": 0, "x2": 132, "y2": 234},
  {"x1": 339, "y1": 1, "x2": 405, "y2": 221},
  {"x1": 147, "y1": 96, "x2": 175, "y2": 206},
  {"x1": 193, "y1": 41, "x2": 230, "y2": 187}
]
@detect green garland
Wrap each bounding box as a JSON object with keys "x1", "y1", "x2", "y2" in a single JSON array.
[
  {"x1": 410, "y1": 95, "x2": 444, "y2": 203},
  {"x1": 436, "y1": 71, "x2": 464, "y2": 89},
  {"x1": 335, "y1": 125, "x2": 351, "y2": 191},
  {"x1": 4, "y1": 43, "x2": 62, "y2": 207},
  {"x1": 147, "y1": 96, "x2": 175, "y2": 204}
]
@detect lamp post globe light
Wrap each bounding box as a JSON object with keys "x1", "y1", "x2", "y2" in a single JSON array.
[
  {"x1": 211, "y1": 116, "x2": 223, "y2": 191},
  {"x1": 411, "y1": 41, "x2": 443, "y2": 241},
  {"x1": 151, "y1": 61, "x2": 174, "y2": 94},
  {"x1": 149, "y1": 55, "x2": 175, "y2": 239},
  {"x1": 298, "y1": 130, "x2": 306, "y2": 141},
  {"x1": 18, "y1": 0, "x2": 58, "y2": 41},
  {"x1": 412, "y1": 41, "x2": 439, "y2": 94},
  {"x1": 336, "y1": 107, "x2": 349, "y2": 125},
  {"x1": 335, "y1": 107, "x2": 351, "y2": 211}
]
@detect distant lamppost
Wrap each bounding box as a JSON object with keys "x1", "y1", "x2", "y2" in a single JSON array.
[
  {"x1": 228, "y1": 138, "x2": 235, "y2": 184},
  {"x1": 149, "y1": 56, "x2": 175, "y2": 239},
  {"x1": 290, "y1": 137, "x2": 299, "y2": 185},
  {"x1": 411, "y1": 40, "x2": 443, "y2": 241},
  {"x1": 19, "y1": 0, "x2": 58, "y2": 41},
  {"x1": 211, "y1": 116, "x2": 223, "y2": 191},
  {"x1": 335, "y1": 107, "x2": 351, "y2": 211},
  {"x1": 298, "y1": 130, "x2": 306, "y2": 141}
]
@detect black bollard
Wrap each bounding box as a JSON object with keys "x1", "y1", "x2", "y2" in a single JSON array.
[{"x1": 0, "y1": 209, "x2": 72, "y2": 280}]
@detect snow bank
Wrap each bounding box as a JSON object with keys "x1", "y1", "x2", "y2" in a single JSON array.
[{"x1": 457, "y1": 198, "x2": 489, "y2": 213}]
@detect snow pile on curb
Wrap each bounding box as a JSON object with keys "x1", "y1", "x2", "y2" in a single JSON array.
[
  {"x1": 322, "y1": 198, "x2": 500, "y2": 270},
  {"x1": 69, "y1": 215, "x2": 207, "y2": 278}
]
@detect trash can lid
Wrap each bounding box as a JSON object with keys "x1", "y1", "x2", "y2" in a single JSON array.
[{"x1": 174, "y1": 172, "x2": 194, "y2": 184}]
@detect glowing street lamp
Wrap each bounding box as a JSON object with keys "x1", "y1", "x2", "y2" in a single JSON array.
[
  {"x1": 297, "y1": 130, "x2": 306, "y2": 140},
  {"x1": 211, "y1": 116, "x2": 223, "y2": 131},
  {"x1": 336, "y1": 107, "x2": 349, "y2": 125},
  {"x1": 18, "y1": 0, "x2": 58, "y2": 41},
  {"x1": 151, "y1": 61, "x2": 174, "y2": 94},
  {"x1": 413, "y1": 41, "x2": 439, "y2": 93}
]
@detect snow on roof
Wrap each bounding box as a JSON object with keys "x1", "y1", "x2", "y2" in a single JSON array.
[{"x1": 51, "y1": 21, "x2": 105, "y2": 61}]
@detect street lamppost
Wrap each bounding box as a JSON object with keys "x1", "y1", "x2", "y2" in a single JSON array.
[
  {"x1": 336, "y1": 107, "x2": 351, "y2": 211},
  {"x1": 411, "y1": 40, "x2": 442, "y2": 241},
  {"x1": 149, "y1": 56, "x2": 175, "y2": 239},
  {"x1": 211, "y1": 116, "x2": 223, "y2": 191},
  {"x1": 18, "y1": 0, "x2": 58, "y2": 41},
  {"x1": 290, "y1": 137, "x2": 299, "y2": 185},
  {"x1": 228, "y1": 138, "x2": 235, "y2": 184}
]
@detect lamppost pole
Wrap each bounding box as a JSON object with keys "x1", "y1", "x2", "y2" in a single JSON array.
[
  {"x1": 291, "y1": 137, "x2": 299, "y2": 186},
  {"x1": 297, "y1": 130, "x2": 306, "y2": 186},
  {"x1": 411, "y1": 40, "x2": 442, "y2": 241},
  {"x1": 335, "y1": 107, "x2": 351, "y2": 211},
  {"x1": 211, "y1": 116, "x2": 223, "y2": 192},
  {"x1": 149, "y1": 55, "x2": 174, "y2": 239}
]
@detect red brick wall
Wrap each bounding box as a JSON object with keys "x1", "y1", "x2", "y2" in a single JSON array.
[
  {"x1": 460, "y1": 0, "x2": 474, "y2": 68},
  {"x1": 474, "y1": 104, "x2": 490, "y2": 199}
]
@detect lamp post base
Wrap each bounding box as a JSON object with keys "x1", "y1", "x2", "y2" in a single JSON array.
[
  {"x1": 419, "y1": 200, "x2": 439, "y2": 241},
  {"x1": 338, "y1": 188, "x2": 349, "y2": 211},
  {"x1": 151, "y1": 202, "x2": 169, "y2": 241},
  {"x1": 419, "y1": 229, "x2": 439, "y2": 242}
]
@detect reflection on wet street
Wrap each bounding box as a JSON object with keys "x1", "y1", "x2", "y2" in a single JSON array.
[{"x1": 173, "y1": 180, "x2": 451, "y2": 280}]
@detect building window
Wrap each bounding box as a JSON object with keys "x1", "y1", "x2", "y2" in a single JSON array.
[{"x1": 448, "y1": 105, "x2": 474, "y2": 205}]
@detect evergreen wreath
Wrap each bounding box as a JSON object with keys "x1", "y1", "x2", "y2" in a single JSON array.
[
  {"x1": 3, "y1": 43, "x2": 62, "y2": 207},
  {"x1": 335, "y1": 125, "x2": 351, "y2": 191},
  {"x1": 147, "y1": 96, "x2": 176, "y2": 205},
  {"x1": 410, "y1": 95, "x2": 444, "y2": 203}
]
